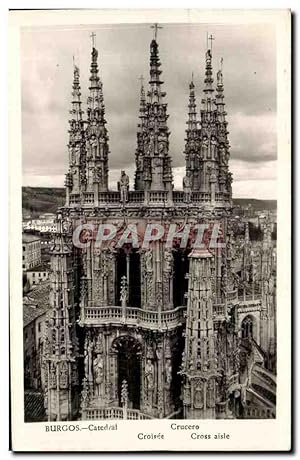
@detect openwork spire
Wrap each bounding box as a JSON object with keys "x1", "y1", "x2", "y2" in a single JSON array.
[
  {"x1": 215, "y1": 59, "x2": 229, "y2": 144},
  {"x1": 187, "y1": 78, "x2": 198, "y2": 131},
  {"x1": 70, "y1": 63, "x2": 84, "y2": 123},
  {"x1": 85, "y1": 39, "x2": 109, "y2": 192},
  {"x1": 184, "y1": 77, "x2": 200, "y2": 189},
  {"x1": 138, "y1": 28, "x2": 173, "y2": 196},
  {"x1": 87, "y1": 47, "x2": 106, "y2": 123},
  {"x1": 135, "y1": 76, "x2": 147, "y2": 190},
  {"x1": 65, "y1": 63, "x2": 86, "y2": 203}
]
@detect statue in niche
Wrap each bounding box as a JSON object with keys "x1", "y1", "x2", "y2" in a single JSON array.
[
  {"x1": 93, "y1": 166, "x2": 103, "y2": 183},
  {"x1": 158, "y1": 105, "x2": 164, "y2": 118},
  {"x1": 144, "y1": 250, "x2": 153, "y2": 273},
  {"x1": 147, "y1": 131, "x2": 155, "y2": 154},
  {"x1": 118, "y1": 170, "x2": 129, "y2": 204},
  {"x1": 164, "y1": 250, "x2": 173, "y2": 273},
  {"x1": 158, "y1": 142, "x2": 166, "y2": 155},
  {"x1": 217, "y1": 69, "x2": 223, "y2": 85},
  {"x1": 220, "y1": 145, "x2": 227, "y2": 166},
  {"x1": 165, "y1": 358, "x2": 172, "y2": 389},
  {"x1": 210, "y1": 135, "x2": 218, "y2": 159},
  {"x1": 207, "y1": 378, "x2": 215, "y2": 408},
  {"x1": 93, "y1": 354, "x2": 104, "y2": 396},
  {"x1": 194, "y1": 380, "x2": 204, "y2": 409},
  {"x1": 210, "y1": 167, "x2": 217, "y2": 184},
  {"x1": 59, "y1": 361, "x2": 68, "y2": 389},
  {"x1": 90, "y1": 135, "x2": 98, "y2": 157},
  {"x1": 202, "y1": 135, "x2": 209, "y2": 158},
  {"x1": 72, "y1": 144, "x2": 81, "y2": 165},
  {"x1": 183, "y1": 173, "x2": 192, "y2": 203},
  {"x1": 144, "y1": 357, "x2": 154, "y2": 405}
]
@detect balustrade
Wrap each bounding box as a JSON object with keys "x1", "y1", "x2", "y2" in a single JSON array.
[
  {"x1": 85, "y1": 407, "x2": 153, "y2": 420},
  {"x1": 84, "y1": 305, "x2": 186, "y2": 329}
]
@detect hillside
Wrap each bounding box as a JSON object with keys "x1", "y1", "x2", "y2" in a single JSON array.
[
  {"x1": 22, "y1": 187, "x2": 277, "y2": 217},
  {"x1": 22, "y1": 187, "x2": 65, "y2": 217}
]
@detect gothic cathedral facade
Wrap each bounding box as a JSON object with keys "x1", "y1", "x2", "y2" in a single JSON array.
[{"x1": 42, "y1": 33, "x2": 276, "y2": 421}]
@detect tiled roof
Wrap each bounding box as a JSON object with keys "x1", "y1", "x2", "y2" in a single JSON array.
[
  {"x1": 23, "y1": 282, "x2": 51, "y2": 327},
  {"x1": 22, "y1": 233, "x2": 41, "y2": 243},
  {"x1": 26, "y1": 261, "x2": 51, "y2": 272}
]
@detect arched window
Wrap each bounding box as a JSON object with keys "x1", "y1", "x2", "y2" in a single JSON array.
[
  {"x1": 241, "y1": 315, "x2": 255, "y2": 339},
  {"x1": 115, "y1": 249, "x2": 141, "y2": 308}
]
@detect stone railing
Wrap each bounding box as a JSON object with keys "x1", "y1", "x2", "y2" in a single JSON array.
[
  {"x1": 85, "y1": 407, "x2": 153, "y2": 420},
  {"x1": 83, "y1": 192, "x2": 95, "y2": 204},
  {"x1": 69, "y1": 193, "x2": 80, "y2": 205},
  {"x1": 239, "y1": 294, "x2": 262, "y2": 302},
  {"x1": 84, "y1": 305, "x2": 186, "y2": 330},
  {"x1": 213, "y1": 303, "x2": 227, "y2": 318},
  {"x1": 68, "y1": 190, "x2": 231, "y2": 207},
  {"x1": 98, "y1": 192, "x2": 120, "y2": 203},
  {"x1": 227, "y1": 289, "x2": 238, "y2": 302},
  {"x1": 147, "y1": 190, "x2": 169, "y2": 203},
  {"x1": 243, "y1": 405, "x2": 275, "y2": 419}
]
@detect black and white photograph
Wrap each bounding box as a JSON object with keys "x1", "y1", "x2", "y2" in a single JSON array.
[{"x1": 9, "y1": 8, "x2": 291, "y2": 452}]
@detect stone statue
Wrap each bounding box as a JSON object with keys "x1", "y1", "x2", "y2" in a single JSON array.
[
  {"x1": 93, "y1": 166, "x2": 102, "y2": 183},
  {"x1": 145, "y1": 358, "x2": 154, "y2": 405},
  {"x1": 73, "y1": 144, "x2": 81, "y2": 165},
  {"x1": 118, "y1": 170, "x2": 129, "y2": 204},
  {"x1": 93, "y1": 354, "x2": 104, "y2": 396},
  {"x1": 194, "y1": 379, "x2": 204, "y2": 409},
  {"x1": 183, "y1": 173, "x2": 192, "y2": 203},
  {"x1": 217, "y1": 69, "x2": 223, "y2": 85},
  {"x1": 144, "y1": 250, "x2": 153, "y2": 273},
  {"x1": 164, "y1": 250, "x2": 173, "y2": 273},
  {"x1": 220, "y1": 145, "x2": 227, "y2": 166},
  {"x1": 165, "y1": 358, "x2": 172, "y2": 388},
  {"x1": 202, "y1": 135, "x2": 209, "y2": 158},
  {"x1": 90, "y1": 136, "x2": 98, "y2": 157},
  {"x1": 207, "y1": 378, "x2": 215, "y2": 408},
  {"x1": 210, "y1": 136, "x2": 218, "y2": 159}
]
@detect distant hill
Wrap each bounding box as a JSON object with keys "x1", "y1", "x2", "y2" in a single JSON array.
[
  {"x1": 22, "y1": 187, "x2": 65, "y2": 217},
  {"x1": 22, "y1": 187, "x2": 277, "y2": 217},
  {"x1": 232, "y1": 198, "x2": 277, "y2": 211}
]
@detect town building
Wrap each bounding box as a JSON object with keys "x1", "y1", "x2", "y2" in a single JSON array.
[{"x1": 22, "y1": 233, "x2": 42, "y2": 270}]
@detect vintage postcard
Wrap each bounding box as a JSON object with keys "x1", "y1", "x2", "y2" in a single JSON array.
[{"x1": 9, "y1": 9, "x2": 291, "y2": 451}]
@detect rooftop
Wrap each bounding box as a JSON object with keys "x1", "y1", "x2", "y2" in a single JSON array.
[
  {"x1": 26, "y1": 261, "x2": 51, "y2": 272},
  {"x1": 23, "y1": 282, "x2": 51, "y2": 327},
  {"x1": 22, "y1": 233, "x2": 41, "y2": 243}
]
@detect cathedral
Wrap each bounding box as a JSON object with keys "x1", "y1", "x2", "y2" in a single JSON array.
[{"x1": 42, "y1": 28, "x2": 277, "y2": 421}]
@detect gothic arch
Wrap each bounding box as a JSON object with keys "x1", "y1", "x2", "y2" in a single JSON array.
[
  {"x1": 241, "y1": 315, "x2": 256, "y2": 340},
  {"x1": 111, "y1": 335, "x2": 142, "y2": 410}
]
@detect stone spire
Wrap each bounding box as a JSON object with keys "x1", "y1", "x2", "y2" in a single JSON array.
[
  {"x1": 184, "y1": 77, "x2": 200, "y2": 190},
  {"x1": 198, "y1": 43, "x2": 219, "y2": 198},
  {"x1": 65, "y1": 63, "x2": 86, "y2": 205},
  {"x1": 215, "y1": 60, "x2": 232, "y2": 197},
  {"x1": 45, "y1": 214, "x2": 80, "y2": 420},
  {"x1": 85, "y1": 43, "x2": 109, "y2": 194},
  {"x1": 142, "y1": 32, "x2": 173, "y2": 197},
  {"x1": 134, "y1": 76, "x2": 147, "y2": 190}
]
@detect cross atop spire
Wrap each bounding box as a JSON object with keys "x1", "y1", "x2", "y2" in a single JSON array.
[
  {"x1": 90, "y1": 32, "x2": 96, "y2": 48},
  {"x1": 151, "y1": 23, "x2": 163, "y2": 41},
  {"x1": 207, "y1": 33, "x2": 215, "y2": 51}
]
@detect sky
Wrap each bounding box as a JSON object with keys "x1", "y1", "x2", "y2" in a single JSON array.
[{"x1": 21, "y1": 23, "x2": 277, "y2": 199}]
